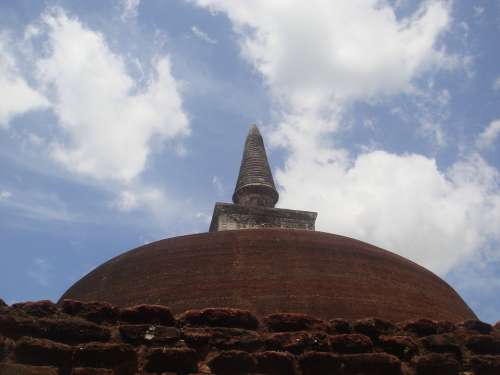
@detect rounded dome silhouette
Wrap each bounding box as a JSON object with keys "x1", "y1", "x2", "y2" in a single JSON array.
[{"x1": 60, "y1": 229, "x2": 476, "y2": 322}]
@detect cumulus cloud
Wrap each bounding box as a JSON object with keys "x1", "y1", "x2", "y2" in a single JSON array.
[
  {"x1": 477, "y1": 119, "x2": 500, "y2": 150},
  {"x1": 0, "y1": 34, "x2": 49, "y2": 127},
  {"x1": 35, "y1": 9, "x2": 189, "y2": 182},
  {"x1": 191, "y1": 25, "x2": 217, "y2": 44},
  {"x1": 493, "y1": 76, "x2": 500, "y2": 91},
  {"x1": 120, "y1": 0, "x2": 141, "y2": 21}
]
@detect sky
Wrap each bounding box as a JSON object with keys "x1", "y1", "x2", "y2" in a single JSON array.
[{"x1": 0, "y1": 0, "x2": 499, "y2": 322}]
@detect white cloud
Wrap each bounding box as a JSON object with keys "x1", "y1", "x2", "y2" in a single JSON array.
[
  {"x1": 191, "y1": 25, "x2": 217, "y2": 44},
  {"x1": 110, "y1": 187, "x2": 166, "y2": 213},
  {"x1": 120, "y1": 0, "x2": 141, "y2": 21},
  {"x1": 35, "y1": 9, "x2": 189, "y2": 183},
  {"x1": 212, "y1": 175, "x2": 224, "y2": 195},
  {"x1": 0, "y1": 190, "x2": 12, "y2": 200},
  {"x1": 0, "y1": 34, "x2": 49, "y2": 128},
  {"x1": 476, "y1": 119, "x2": 500, "y2": 149},
  {"x1": 27, "y1": 258, "x2": 53, "y2": 286},
  {"x1": 493, "y1": 76, "x2": 500, "y2": 91}
]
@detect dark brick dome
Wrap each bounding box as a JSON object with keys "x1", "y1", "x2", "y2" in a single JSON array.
[{"x1": 60, "y1": 229, "x2": 476, "y2": 322}]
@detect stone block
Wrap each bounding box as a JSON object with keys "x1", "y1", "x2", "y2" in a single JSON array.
[
  {"x1": 330, "y1": 333, "x2": 373, "y2": 354},
  {"x1": 379, "y1": 335, "x2": 418, "y2": 360},
  {"x1": 469, "y1": 355, "x2": 500, "y2": 375},
  {"x1": 208, "y1": 350, "x2": 257, "y2": 375},
  {"x1": 119, "y1": 304, "x2": 175, "y2": 326},
  {"x1": 419, "y1": 333, "x2": 461, "y2": 358},
  {"x1": 265, "y1": 313, "x2": 326, "y2": 332},
  {"x1": 0, "y1": 363, "x2": 59, "y2": 375},
  {"x1": 466, "y1": 334, "x2": 500, "y2": 355},
  {"x1": 73, "y1": 342, "x2": 137, "y2": 373},
  {"x1": 353, "y1": 318, "x2": 396, "y2": 340},
  {"x1": 61, "y1": 300, "x2": 118, "y2": 324},
  {"x1": 178, "y1": 308, "x2": 258, "y2": 330},
  {"x1": 254, "y1": 351, "x2": 297, "y2": 375},
  {"x1": 328, "y1": 318, "x2": 352, "y2": 334},
  {"x1": 144, "y1": 347, "x2": 198, "y2": 374},
  {"x1": 37, "y1": 318, "x2": 111, "y2": 344},
  {"x1": 15, "y1": 336, "x2": 72, "y2": 367},
  {"x1": 460, "y1": 320, "x2": 493, "y2": 334},
  {"x1": 341, "y1": 353, "x2": 402, "y2": 375},
  {"x1": 299, "y1": 352, "x2": 341, "y2": 375},
  {"x1": 11, "y1": 301, "x2": 58, "y2": 318},
  {"x1": 119, "y1": 324, "x2": 180, "y2": 346},
  {"x1": 414, "y1": 353, "x2": 459, "y2": 375},
  {"x1": 265, "y1": 331, "x2": 330, "y2": 354},
  {"x1": 184, "y1": 327, "x2": 263, "y2": 352},
  {"x1": 400, "y1": 319, "x2": 438, "y2": 337}
]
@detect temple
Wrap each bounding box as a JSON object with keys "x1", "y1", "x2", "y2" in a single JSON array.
[{"x1": 209, "y1": 125, "x2": 317, "y2": 231}]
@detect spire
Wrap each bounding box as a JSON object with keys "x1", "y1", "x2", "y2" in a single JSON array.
[{"x1": 232, "y1": 124, "x2": 279, "y2": 207}]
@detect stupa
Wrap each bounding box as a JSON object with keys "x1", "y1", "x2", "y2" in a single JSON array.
[{"x1": 60, "y1": 125, "x2": 476, "y2": 322}]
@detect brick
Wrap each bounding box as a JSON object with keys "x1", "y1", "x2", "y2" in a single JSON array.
[
  {"x1": 254, "y1": 351, "x2": 297, "y2": 375},
  {"x1": 144, "y1": 347, "x2": 198, "y2": 374},
  {"x1": 38, "y1": 318, "x2": 111, "y2": 344},
  {"x1": 0, "y1": 334, "x2": 6, "y2": 360},
  {"x1": 61, "y1": 300, "x2": 118, "y2": 324},
  {"x1": 208, "y1": 350, "x2": 257, "y2": 375},
  {"x1": 119, "y1": 304, "x2": 175, "y2": 326},
  {"x1": 379, "y1": 335, "x2": 418, "y2": 360},
  {"x1": 0, "y1": 363, "x2": 59, "y2": 375},
  {"x1": 178, "y1": 308, "x2": 258, "y2": 330},
  {"x1": 265, "y1": 331, "x2": 330, "y2": 354},
  {"x1": 12, "y1": 301, "x2": 58, "y2": 317},
  {"x1": 119, "y1": 324, "x2": 180, "y2": 345},
  {"x1": 71, "y1": 369, "x2": 113, "y2": 375},
  {"x1": 460, "y1": 320, "x2": 493, "y2": 334},
  {"x1": 414, "y1": 353, "x2": 459, "y2": 375},
  {"x1": 341, "y1": 353, "x2": 402, "y2": 375},
  {"x1": 400, "y1": 319, "x2": 438, "y2": 337},
  {"x1": 469, "y1": 355, "x2": 500, "y2": 375},
  {"x1": 353, "y1": 318, "x2": 396, "y2": 340},
  {"x1": 329, "y1": 318, "x2": 352, "y2": 334},
  {"x1": 466, "y1": 334, "x2": 500, "y2": 355},
  {"x1": 15, "y1": 336, "x2": 72, "y2": 367},
  {"x1": 436, "y1": 321, "x2": 457, "y2": 334},
  {"x1": 265, "y1": 313, "x2": 326, "y2": 332},
  {"x1": 330, "y1": 333, "x2": 373, "y2": 354},
  {"x1": 73, "y1": 342, "x2": 137, "y2": 374},
  {"x1": 299, "y1": 352, "x2": 342, "y2": 375},
  {"x1": 0, "y1": 314, "x2": 39, "y2": 339},
  {"x1": 419, "y1": 334, "x2": 461, "y2": 358}
]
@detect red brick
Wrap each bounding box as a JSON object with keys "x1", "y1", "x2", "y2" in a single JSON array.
[
  {"x1": 0, "y1": 313, "x2": 39, "y2": 339},
  {"x1": 469, "y1": 355, "x2": 500, "y2": 375},
  {"x1": 299, "y1": 352, "x2": 342, "y2": 375},
  {"x1": 419, "y1": 333, "x2": 461, "y2": 358},
  {"x1": 353, "y1": 318, "x2": 396, "y2": 340},
  {"x1": 71, "y1": 369, "x2": 113, "y2": 375},
  {"x1": 183, "y1": 327, "x2": 263, "y2": 352},
  {"x1": 61, "y1": 300, "x2": 118, "y2": 324},
  {"x1": 15, "y1": 336, "x2": 72, "y2": 367},
  {"x1": 208, "y1": 350, "x2": 257, "y2": 375},
  {"x1": 254, "y1": 351, "x2": 297, "y2": 375},
  {"x1": 460, "y1": 320, "x2": 493, "y2": 334},
  {"x1": 330, "y1": 333, "x2": 373, "y2": 354},
  {"x1": 0, "y1": 363, "x2": 59, "y2": 375},
  {"x1": 38, "y1": 318, "x2": 111, "y2": 344},
  {"x1": 119, "y1": 304, "x2": 175, "y2": 326},
  {"x1": 265, "y1": 331, "x2": 330, "y2": 354},
  {"x1": 436, "y1": 321, "x2": 457, "y2": 334},
  {"x1": 178, "y1": 308, "x2": 258, "y2": 330},
  {"x1": 11, "y1": 301, "x2": 58, "y2": 317},
  {"x1": 144, "y1": 347, "x2": 198, "y2": 374},
  {"x1": 73, "y1": 342, "x2": 137, "y2": 374},
  {"x1": 400, "y1": 319, "x2": 438, "y2": 337},
  {"x1": 466, "y1": 334, "x2": 500, "y2": 354},
  {"x1": 329, "y1": 318, "x2": 352, "y2": 334},
  {"x1": 414, "y1": 353, "x2": 459, "y2": 375},
  {"x1": 119, "y1": 324, "x2": 180, "y2": 345},
  {"x1": 265, "y1": 313, "x2": 326, "y2": 332},
  {"x1": 341, "y1": 353, "x2": 402, "y2": 375},
  {"x1": 379, "y1": 335, "x2": 418, "y2": 360}
]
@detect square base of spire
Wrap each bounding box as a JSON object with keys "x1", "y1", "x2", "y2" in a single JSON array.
[{"x1": 209, "y1": 202, "x2": 317, "y2": 232}]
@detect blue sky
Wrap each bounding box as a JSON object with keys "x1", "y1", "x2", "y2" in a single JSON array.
[{"x1": 1, "y1": 0, "x2": 500, "y2": 322}]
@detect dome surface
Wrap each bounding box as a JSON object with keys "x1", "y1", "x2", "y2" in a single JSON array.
[{"x1": 60, "y1": 229, "x2": 476, "y2": 322}]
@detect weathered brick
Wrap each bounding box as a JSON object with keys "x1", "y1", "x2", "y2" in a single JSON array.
[
  {"x1": 208, "y1": 350, "x2": 257, "y2": 375},
  {"x1": 341, "y1": 353, "x2": 402, "y2": 375},
  {"x1": 466, "y1": 334, "x2": 500, "y2": 355},
  {"x1": 254, "y1": 351, "x2": 297, "y2": 375},
  {"x1": 73, "y1": 342, "x2": 137, "y2": 373},
  {"x1": 414, "y1": 353, "x2": 459, "y2": 375},
  {"x1": 401, "y1": 319, "x2": 438, "y2": 337},
  {"x1": 436, "y1": 321, "x2": 457, "y2": 334},
  {"x1": 330, "y1": 333, "x2": 373, "y2": 354},
  {"x1": 38, "y1": 318, "x2": 111, "y2": 344},
  {"x1": 0, "y1": 363, "x2": 59, "y2": 375},
  {"x1": 119, "y1": 324, "x2": 180, "y2": 346},
  {"x1": 419, "y1": 333, "x2": 461, "y2": 358},
  {"x1": 119, "y1": 304, "x2": 175, "y2": 326},
  {"x1": 0, "y1": 334, "x2": 7, "y2": 360},
  {"x1": 61, "y1": 300, "x2": 118, "y2": 324},
  {"x1": 265, "y1": 331, "x2": 330, "y2": 354},
  {"x1": 178, "y1": 308, "x2": 258, "y2": 330},
  {"x1": 379, "y1": 335, "x2": 418, "y2": 360},
  {"x1": 144, "y1": 347, "x2": 198, "y2": 374},
  {"x1": 265, "y1": 313, "x2": 326, "y2": 332},
  {"x1": 71, "y1": 369, "x2": 113, "y2": 375},
  {"x1": 0, "y1": 314, "x2": 38, "y2": 338},
  {"x1": 299, "y1": 352, "x2": 341, "y2": 375},
  {"x1": 329, "y1": 318, "x2": 352, "y2": 334},
  {"x1": 460, "y1": 320, "x2": 493, "y2": 334},
  {"x1": 469, "y1": 355, "x2": 500, "y2": 375},
  {"x1": 184, "y1": 327, "x2": 263, "y2": 352},
  {"x1": 11, "y1": 301, "x2": 58, "y2": 318},
  {"x1": 15, "y1": 336, "x2": 72, "y2": 367},
  {"x1": 353, "y1": 318, "x2": 396, "y2": 340}
]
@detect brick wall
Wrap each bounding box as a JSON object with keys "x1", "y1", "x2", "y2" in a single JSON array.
[{"x1": 0, "y1": 298, "x2": 499, "y2": 374}]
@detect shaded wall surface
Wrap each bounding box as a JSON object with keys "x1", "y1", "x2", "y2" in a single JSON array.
[
  {"x1": 61, "y1": 229, "x2": 475, "y2": 322},
  {"x1": 0, "y1": 299, "x2": 499, "y2": 375}
]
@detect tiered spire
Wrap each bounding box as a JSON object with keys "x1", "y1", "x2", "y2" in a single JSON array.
[{"x1": 232, "y1": 124, "x2": 279, "y2": 207}]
